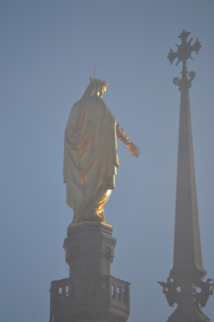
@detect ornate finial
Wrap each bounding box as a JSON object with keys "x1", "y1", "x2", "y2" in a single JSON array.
[
  {"x1": 168, "y1": 30, "x2": 202, "y2": 66},
  {"x1": 168, "y1": 31, "x2": 201, "y2": 89}
]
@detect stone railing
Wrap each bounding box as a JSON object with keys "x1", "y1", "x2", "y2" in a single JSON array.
[
  {"x1": 111, "y1": 277, "x2": 130, "y2": 308},
  {"x1": 50, "y1": 275, "x2": 130, "y2": 322}
]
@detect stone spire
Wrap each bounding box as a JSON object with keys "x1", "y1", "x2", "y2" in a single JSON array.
[
  {"x1": 158, "y1": 31, "x2": 213, "y2": 322},
  {"x1": 170, "y1": 30, "x2": 205, "y2": 280}
]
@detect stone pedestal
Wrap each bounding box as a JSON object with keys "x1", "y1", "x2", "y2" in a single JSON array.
[
  {"x1": 50, "y1": 222, "x2": 130, "y2": 322},
  {"x1": 64, "y1": 222, "x2": 116, "y2": 278}
]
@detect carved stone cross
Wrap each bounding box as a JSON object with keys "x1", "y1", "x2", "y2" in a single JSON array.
[
  {"x1": 168, "y1": 30, "x2": 201, "y2": 67},
  {"x1": 168, "y1": 30, "x2": 202, "y2": 88}
]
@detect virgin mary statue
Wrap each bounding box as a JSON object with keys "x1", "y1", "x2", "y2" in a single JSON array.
[{"x1": 63, "y1": 77, "x2": 140, "y2": 224}]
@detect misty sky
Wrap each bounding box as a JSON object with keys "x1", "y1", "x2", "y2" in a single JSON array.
[{"x1": 1, "y1": 1, "x2": 214, "y2": 321}]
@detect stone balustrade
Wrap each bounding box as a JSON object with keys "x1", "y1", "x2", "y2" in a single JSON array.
[{"x1": 50, "y1": 275, "x2": 130, "y2": 322}]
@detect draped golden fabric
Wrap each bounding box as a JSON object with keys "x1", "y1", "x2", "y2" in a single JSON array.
[{"x1": 63, "y1": 95, "x2": 119, "y2": 224}]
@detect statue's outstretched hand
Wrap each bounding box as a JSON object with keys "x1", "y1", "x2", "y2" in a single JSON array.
[{"x1": 127, "y1": 142, "x2": 140, "y2": 157}]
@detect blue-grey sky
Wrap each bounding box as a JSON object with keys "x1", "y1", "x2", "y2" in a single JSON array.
[{"x1": 1, "y1": 1, "x2": 214, "y2": 321}]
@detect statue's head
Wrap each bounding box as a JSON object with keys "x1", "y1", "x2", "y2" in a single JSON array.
[{"x1": 82, "y1": 77, "x2": 109, "y2": 99}]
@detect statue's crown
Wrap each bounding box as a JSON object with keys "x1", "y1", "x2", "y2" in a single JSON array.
[{"x1": 89, "y1": 77, "x2": 109, "y2": 89}]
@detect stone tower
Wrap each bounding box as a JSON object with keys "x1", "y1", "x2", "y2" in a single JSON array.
[
  {"x1": 158, "y1": 31, "x2": 213, "y2": 322},
  {"x1": 49, "y1": 222, "x2": 130, "y2": 322}
]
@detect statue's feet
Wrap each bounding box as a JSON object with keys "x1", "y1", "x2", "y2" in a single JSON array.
[
  {"x1": 70, "y1": 210, "x2": 105, "y2": 226},
  {"x1": 90, "y1": 212, "x2": 105, "y2": 222}
]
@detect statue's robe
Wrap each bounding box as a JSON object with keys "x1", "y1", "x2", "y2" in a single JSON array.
[{"x1": 63, "y1": 95, "x2": 119, "y2": 223}]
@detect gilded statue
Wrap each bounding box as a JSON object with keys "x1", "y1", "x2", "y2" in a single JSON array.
[{"x1": 63, "y1": 77, "x2": 140, "y2": 224}]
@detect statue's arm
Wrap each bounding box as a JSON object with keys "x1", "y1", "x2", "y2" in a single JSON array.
[
  {"x1": 116, "y1": 123, "x2": 140, "y2": 157},
  {"x1": 116, "y1": 123, "x2": 130, "y2": 146}
]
